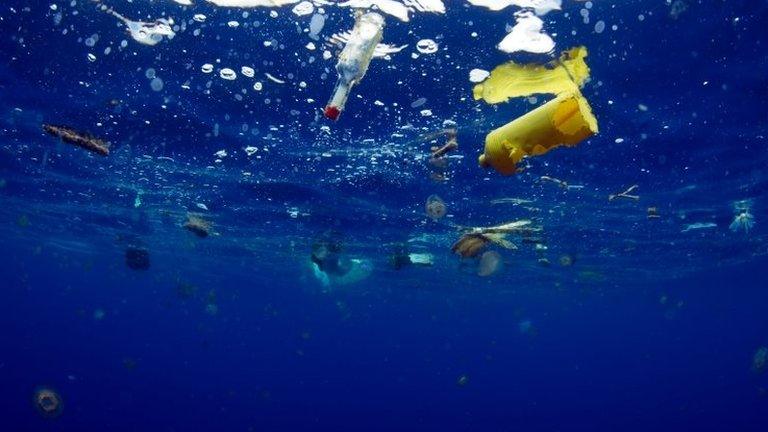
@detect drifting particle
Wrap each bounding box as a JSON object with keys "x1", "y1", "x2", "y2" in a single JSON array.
[
  {"x1": 42, "y1": 124, "x2": 110, "y2": 156},
  {"x1": 425, "y1": 194, "x2": 446, "y2": 220},
  {"x1": 608, "y1": 185, "x2": 640, "y2": 202},
  {"x1": 253, "y1": 82, "x2": 263, "y2": 91},
  {"x1": 125, "y1": 246, "x2": 150, "y2": 270},
  {"x1": 647, "y1": 207, "x2": 660, "y2": 219},
  {"x1": 87, "y1": 53, "x2": 97, "y2": 62},
  {"x1": 410, "y1": 97, "x2": 427, "y2": 108},
  {"x1": 478, "y1": 251, "x2": 502, "y2": 276},
  {"x1": 456, "y1": 375, "x2": 469, "y2": 387},
  {"x1": 753, "y1": 346, "x2": 768, "y2": 374},
  {"x1": 205, "y1": 303, "x2": 219, "y2": 316},
  {"x1": 558, "y1": 254, "x2": 575, "y2": 266},
  {"x1": 33, "y1": 387, "x2": 63, "y2": 418},
  {"x1": 193, "y1": 14, "x2": 207, "y2": 22},
  {"x1": 518, "y1": 319, "x2": 538, "y2": 336}
]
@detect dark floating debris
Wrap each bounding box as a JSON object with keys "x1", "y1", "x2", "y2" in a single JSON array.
[
  {"x1": 184, "y1": 214, "x2": 211, "y2": 238},
  {"x1": 125, "y1": 246, "x2": 150, "y2": 270},
  {"x1": 33, "y1": 387, "x2": 63, "y2": 418},
  {"x1": 42, "y1": 124, "x2": 110, "y2": 156}
]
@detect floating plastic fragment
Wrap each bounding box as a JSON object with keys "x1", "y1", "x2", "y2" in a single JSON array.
[
  {"x1": 327, "y1": 31, "x2": 406, "y2": 58},
  {"x1": 475, "y1": 47, "x2": 597, "y2": 175},
  {"x1": 96, "y1": 3, "x2": 176, "y2": 47},
  {"x1": 323, "y1": 12, "x2": 385, "y2": 120},
  {"x1": 479, "y1": 92, "x2": 597, "y2": 175},
  {"x1": 473, "y1": 46, "x2": 590, "y2": 104}
]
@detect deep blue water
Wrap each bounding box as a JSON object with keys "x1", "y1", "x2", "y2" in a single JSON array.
[{"x1": 1, "y1": 0, "x2": 767, "y2": 430}]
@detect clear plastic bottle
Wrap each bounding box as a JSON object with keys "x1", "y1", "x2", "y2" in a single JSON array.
[{"x1": 323, "y1": 12, "x2": 385, "y2": 120}]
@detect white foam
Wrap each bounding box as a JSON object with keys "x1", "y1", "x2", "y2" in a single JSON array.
[
  {"x1": 338, "y1": 0, "x2": 410, "y2": 22},
  {"x1": 206, "y1": 0, "x2": 299, "y2": 6},
  {"x1": 468, "y1": 0, "x2": 561, "y2": 15}
]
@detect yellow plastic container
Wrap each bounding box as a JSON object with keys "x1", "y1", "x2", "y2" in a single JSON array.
[{"x1": 478, "y1": 92, "x2": 598, "y2": 175}]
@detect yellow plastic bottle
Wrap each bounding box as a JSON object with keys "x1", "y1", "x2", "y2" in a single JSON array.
[{"x1": 478, "y1": 91, "x2": 598, "y2": 175}]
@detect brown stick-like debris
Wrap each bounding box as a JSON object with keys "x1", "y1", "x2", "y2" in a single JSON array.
[{"x1": 42, "y1": 124, "x2": 110, "y2": 156}]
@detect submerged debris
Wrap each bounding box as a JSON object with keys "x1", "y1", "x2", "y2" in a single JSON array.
[
  {"x1": 647, "y1": 207, "x2": 660, "y2": 219},
  {"x1": 451, "y1": 220, "x2": 538, "y2": 258},
  {"x1": 456, "y1": 374, "x2": 469, "y2": 387},
  {"x1": 33, "y1": 387, "x2": 63, "y2": 418},
  {"x1": 125, "y1": 246, "x2": 150, "y2": 270},
  {"x1": 42, "y1": 124, "x2": 110, "y2": 156},
  {"x1": 184, "y1": 214, "x2": 212, "y2": 238},
  {"x1": 753, "y1": 346, "x2": 768, "y2": 374},
  {"x1": 475, "y1": 47, "x2": 598, "y2": 175},
  {"x1": 730, "y1": 200, "x2": 755, "y2": 234}
]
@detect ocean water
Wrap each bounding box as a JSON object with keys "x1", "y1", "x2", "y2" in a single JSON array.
[{"x1": 1, "y1": 0, "x2": 767, "y2": 430}]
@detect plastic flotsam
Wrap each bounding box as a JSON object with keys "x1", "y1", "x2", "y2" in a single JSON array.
[
  {"x1": 473, "y1": 47, "x2": 598, "y2": 175},
  {"x1": 324, "y1": 12, "x2": 385, "y2": 120}
]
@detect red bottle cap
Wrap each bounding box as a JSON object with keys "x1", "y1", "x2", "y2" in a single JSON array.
[{"x1": 324, "y1": 105, "x2": 341, "y2": 121}]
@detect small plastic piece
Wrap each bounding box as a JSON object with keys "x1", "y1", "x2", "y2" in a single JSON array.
[
  {"x1": 323, "y1": 12, "x2": 385, "y2": 120},
  {"x1": 478, "y1": 92, "x2": 598, "y2": 175}
]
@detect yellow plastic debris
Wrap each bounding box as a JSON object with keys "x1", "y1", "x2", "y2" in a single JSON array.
[
  {"x1": 479, "y1": 92, "x2": 597, "y2": 175},
  {"x1": 473, "y1": 47, "x2": 591, "y2": 104},
  {"x1": 473, "y1": 47, "x2": 598, "y2": 175}
]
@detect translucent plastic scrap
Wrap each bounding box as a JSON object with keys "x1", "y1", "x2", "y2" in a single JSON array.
[
  {"x1": 472, "y1": 46, "x2": 591, "y2": 104},
  {"x1": 324, "y1": 12, "x2": 385, "y2": 120}
]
